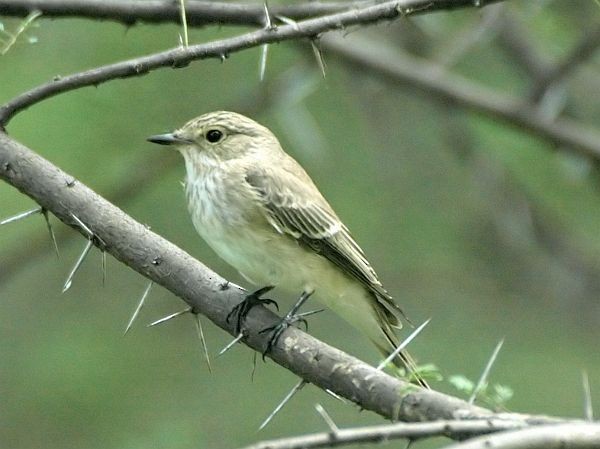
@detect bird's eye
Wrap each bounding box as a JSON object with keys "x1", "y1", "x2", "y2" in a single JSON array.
[{"x1": 206, "y1": 129, "x2": 223, "y2": 143}]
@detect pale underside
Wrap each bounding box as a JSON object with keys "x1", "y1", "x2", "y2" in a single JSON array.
[{"x1": 181, "y1": 149, "x2": 407, "y2": 351}]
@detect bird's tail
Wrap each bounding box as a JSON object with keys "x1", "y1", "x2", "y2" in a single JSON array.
[{"x1": 373, "y1": 310, "x2": 430, "y2": 389}]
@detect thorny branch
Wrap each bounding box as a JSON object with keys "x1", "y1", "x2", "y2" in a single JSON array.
[
  {"x1": 0, "y1": 0, "x2": 505, "y2": 126},
  {"x1": 0, "y1": 132, "x2": 580, "y2": 440},
  {"x1": 239, "y1": 421, "x2": 600, "y2": 449},
  {"x1": 2, "y1": 1, "x2": 600, "y2": 448},
  {"x1": 0, "y1": 0, "x2": 358, "y2": 26}
]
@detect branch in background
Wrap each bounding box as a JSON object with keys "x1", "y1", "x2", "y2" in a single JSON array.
[
  {"x1": 0, "y1": 0, "x2": 506, "y2": 127},
  {"x1": 443, "y1": 423, "x2": 600, "y2": 449},
  {"x1": 240, "y1": 419, "x2": 528, "y2": 449},
  {"x1": 0, "y1": 0, "x2": 357, "y2": 26},
  {"x1": 530, "y1": 24, "x2": 600, "y2": 102},
  {"x1": 321, "y1": 35, "x2": 600, "y2": 161},
  {"x1": 495, "y1": 10, "x2": 550, "y2": 82}
]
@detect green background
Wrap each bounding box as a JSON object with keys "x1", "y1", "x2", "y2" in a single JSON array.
[{"x1": 1, "y1": 1, "x2": 600, "y2": 448}]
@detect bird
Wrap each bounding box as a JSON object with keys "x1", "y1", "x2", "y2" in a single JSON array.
[{"x1": 148, "y1": 111, "x2": 428, "y2": 388}]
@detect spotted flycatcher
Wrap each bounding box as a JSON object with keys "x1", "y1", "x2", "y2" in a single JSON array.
[{"x1": 148, "y1": 111, "x2": 427, "y2": 387}]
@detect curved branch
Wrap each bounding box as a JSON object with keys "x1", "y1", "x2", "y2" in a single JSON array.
[
  {"x1": 443, "y1": 423, "x2": 600, "y2": 449},
  {"x1": 321, "y1": 35, "x2": 600, "y2": 161},
  {"x1": 0, "y1": 132, "x2": 572, "y2": 432},
  {"x1": 0, "y1": 0, "x2": 357, "y2": 26},
  {"x1": 0, "y1": 0, "x2": 505, "y2": 127},
  {"x1": 240, "y1": 419, "x2": 527, "y2": 449}
]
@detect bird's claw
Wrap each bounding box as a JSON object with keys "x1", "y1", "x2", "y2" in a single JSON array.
[
  {"x1": 259, "y1": 313, "x2": 312, "y2": 360},
  {"x1": 226, "y1": 285, "x2": 278, "y2": 334}
]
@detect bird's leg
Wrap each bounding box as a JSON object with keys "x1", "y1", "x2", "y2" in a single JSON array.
[
  {"x1": 260, "y1": 290, "x2": 314, "y2": 358},
  {"x1": 226, "y1": 285, "x2": 278, "y2": 334}
]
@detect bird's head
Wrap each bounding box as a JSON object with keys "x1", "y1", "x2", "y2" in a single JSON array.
[{"x1": 147, "y1": 111, "x2": 278, "y2": 163}]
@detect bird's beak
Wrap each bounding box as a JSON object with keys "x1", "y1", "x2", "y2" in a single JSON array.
[{"x1": 146, "y1": 133, "x2": 192, "y2": 146}]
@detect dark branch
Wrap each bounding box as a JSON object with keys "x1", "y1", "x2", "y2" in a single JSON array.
[
  {"x1": 530, "y1": 24, "x2": 600, "y2": 102},
  {"x1": 0, "y1": 0, "x2": 357, "y2": 26},
  {"x1": 0, "y1": 0, "x2": 506, "y2": 127},
  {"x1": 321, "y1": 35, "x2": 600, "y2": 161}
]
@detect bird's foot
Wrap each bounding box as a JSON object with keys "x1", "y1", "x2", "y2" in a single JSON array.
[
  {"x1": 260, "y1": 290, "x2": 317, "y2": 359},
  {"x1": 226, "y1": 286, "x2": 278, "y2": 334}
]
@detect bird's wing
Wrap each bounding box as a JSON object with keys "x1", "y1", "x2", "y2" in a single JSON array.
[{"x1": 244, "y1": 165, "x2": 406, "y2": 325}]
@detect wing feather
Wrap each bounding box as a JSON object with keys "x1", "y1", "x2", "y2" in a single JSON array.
[{"x1": 245, "y1": 166, "x2": 406, "y2": 325}]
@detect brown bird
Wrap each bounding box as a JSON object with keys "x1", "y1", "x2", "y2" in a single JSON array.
[{"x1": 148, "y1": 111, "x2": 428, "y2": 387}]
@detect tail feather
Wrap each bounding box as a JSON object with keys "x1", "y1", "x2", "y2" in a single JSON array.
[{"x1": 373, "y1": 308, "x2": 430, "y2": 389}]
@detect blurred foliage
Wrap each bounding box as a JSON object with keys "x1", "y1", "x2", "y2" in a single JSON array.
[{"x1": 1, "y1": 1, "x2": 600, "y2": 448}]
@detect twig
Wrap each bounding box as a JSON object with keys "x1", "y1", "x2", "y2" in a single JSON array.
[{"x1": 0, "y1": 0, "x2": 506, "y2": 126}]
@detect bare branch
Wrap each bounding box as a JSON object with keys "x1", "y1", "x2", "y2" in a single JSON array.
[
  {"x1": 321, "y1": 35, "x2": 600, "y2": 161},
  {"x1": 443, "y1": 423, "x2": 600, "y2": 449},
  {"x1": 240, "y1": 419, "x2": 533, "y2": 449},
  {"x1": 495, "y1": 10, "x2": 550, "y2": 81},
  {"x1": 530, "y1": 24, "x2": 600, "y2": 102},
  {"x1": 0, "y1": 0, "x2": 506, "y2": 127},
  {"x1": 0, "y1": 0, "x2": 359, "y2": 27}
]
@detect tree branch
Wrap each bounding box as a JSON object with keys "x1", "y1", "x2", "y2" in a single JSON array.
[
  {"x1": 530, "y1": 24, "x2": 600, "y2": 102},
  {"x1": 0, "y1": 0, "x2": 357, "y2": 26},
  {"x1": 0, "y1": 0, "x2": 505, "y2": 127},
  {"x1": 321, "y1": 35, "x2": 600, "y2": 161},
  {"x1": 443, "y1": 423, "x2": 600, "y2": 449},
  {"x1": 0, "y1": 131, "x2": 574, "y2": 434},
  {"x1": 240, "y1": 419, "x2": 528, "y2": 449}
]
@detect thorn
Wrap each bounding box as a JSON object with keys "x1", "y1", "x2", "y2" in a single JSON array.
[
  {"x1": 315, "y1": 403, "x2": 339, "y2": 434},
  {"x1": 62, "y1": 239, "x2": 94, "y2": 293},
  {"x1": 101, "y1": 251, "x2": 107, "y2": 286},
  {"x1": 324, "y1": 389, "x2": 347, "y2": 404},
  {"x1": 582, "y1": 370, "x2": 594, "y2": 421},
  {"x1": 70, "y1": 213, "x2": 94, "y2": 239},
  {"x1": 0, "y1": 206, "x2": 42, "y2": 226},
  {"x1": 311, "y1": 39, "x2": 326, "y2": 78},
  {"x1": 258, "y1": 379, "x2": 306, "y2": 431},
  {"x1": 194, "y1": 314, "x2": 212, "y2": 373},
  {"x1": 259, "y1": 44, "x2": 269, "y2": 81},
  {"x1": 376, "y1": 318, "x2": 431, "y2": 370},
  {"x1": 42, "y1": 209, "x2": 60, "y2": 258},
  {"x1": 147, "y1": 307, "x2": 191, "y2": 327},
  {"x1": 296, "y1": 309, "x2": 324, "y2": 318},
  {"x1": 469, "y1": 338, "x2": 505, "y2": 405},
  {"x1": 218, "y1": 332, "x2": 244, "y2": 356},
  {"x1": 263, "y1": 2, "x2": 273, "y2": 29},
  {"x1": 179, "y1": 0, "x2": 188, "y2": 47},
  {"x1": 276, "y1": 15, "x2": 300, "y2": 30},
  {"x1": 124, "y1": 281, "x2": 153, "y2": 335},
  {"x1": 251, "y1": 351, "x2": 258, "y2": 382}
]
